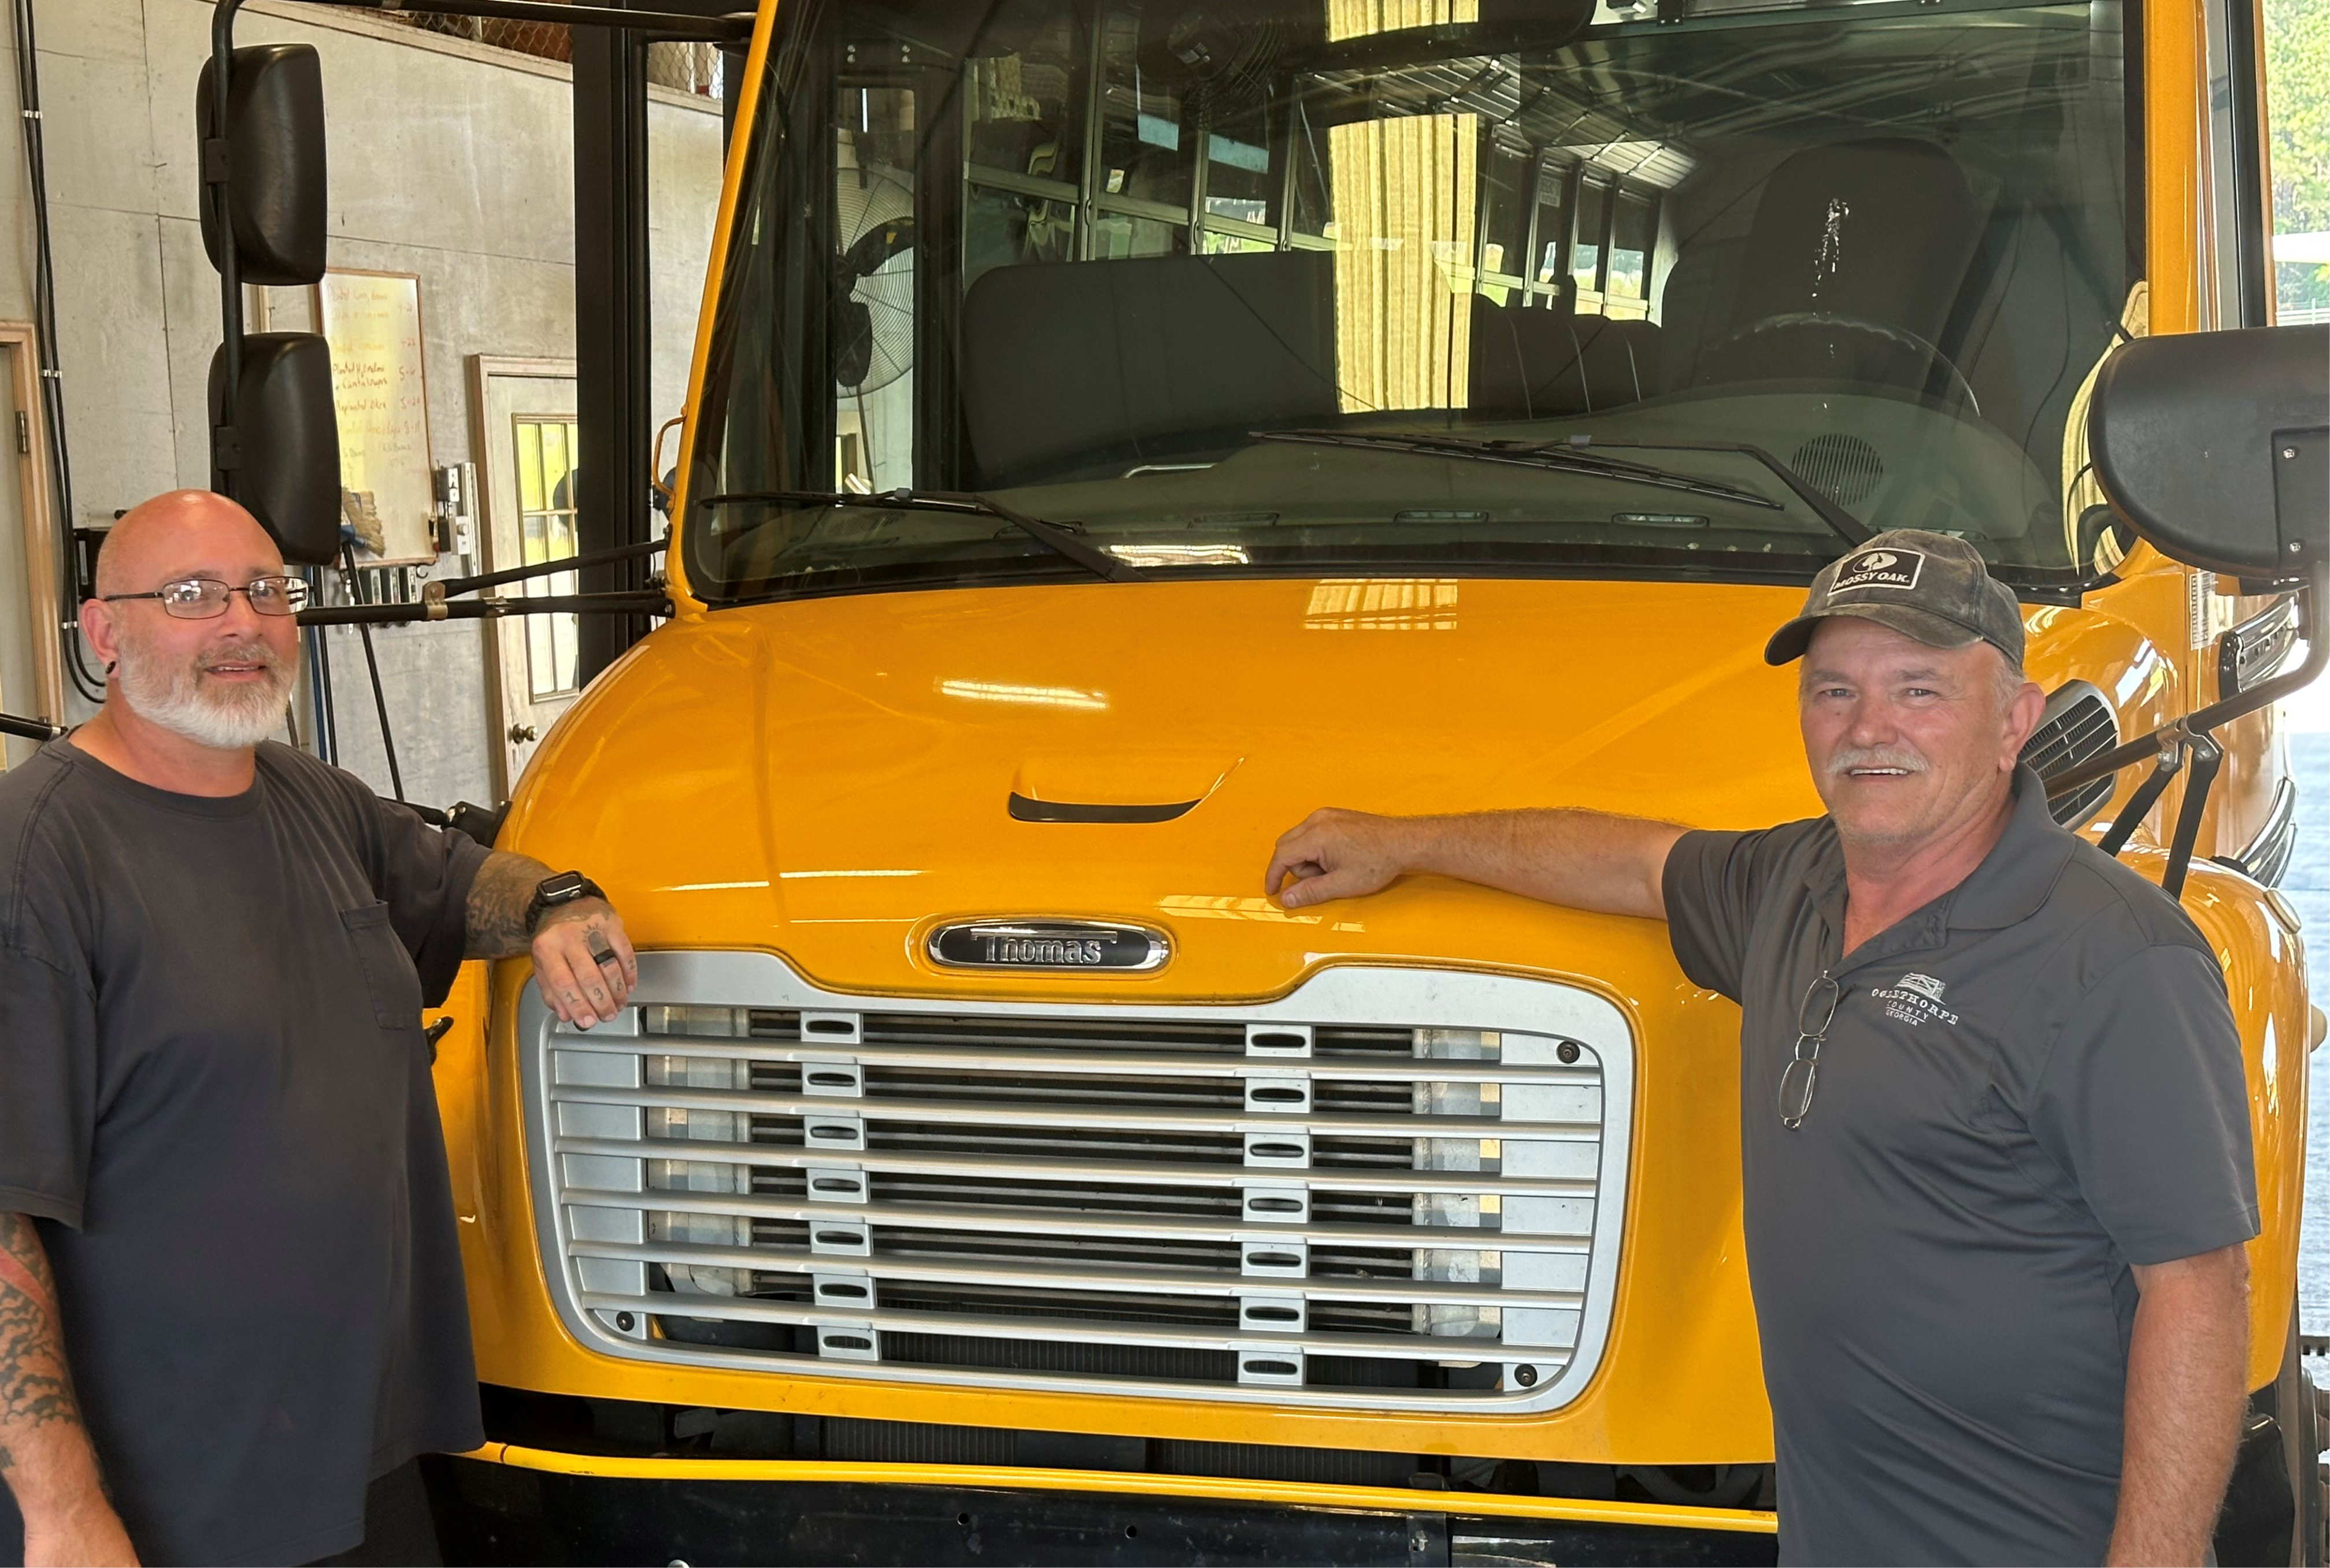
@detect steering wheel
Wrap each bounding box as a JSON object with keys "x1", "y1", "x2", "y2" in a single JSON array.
[{"x1": 1700, "y1": 311, "x2": 1981, "y2": 417}]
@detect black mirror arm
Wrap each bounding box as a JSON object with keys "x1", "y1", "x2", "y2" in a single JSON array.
[
  {"x1": 2159, "y1": 733, "x2": 2224, "y2": 899},
  {"x1": 428, "y1": 535, "x2": 666, "y2": 600},
  {"x1": 299, "y1": 591, "x2": 671, "y2": 627},
  {"x1": 2094, "y1": 732, "x2": 2187, "y2": 859}
]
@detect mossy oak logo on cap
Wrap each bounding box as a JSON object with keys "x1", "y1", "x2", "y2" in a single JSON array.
[{"x1": 1832, "y1": 547, "x2": 1925, "y2": 593}]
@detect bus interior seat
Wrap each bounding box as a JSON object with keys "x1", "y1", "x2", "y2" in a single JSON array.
[
  {"x1": 1686, "y1": 136, "x2": 1984, "y2": 388},
  {"x1": 1651, "y1": 131, "x2": 2115, "y2": 514},
  {"x1": 961, "y1": 250, "x2": 1340, "y2": 487},
  {"x1": 1468, "y1": 295, "x2": 1661, "y2": 418}
]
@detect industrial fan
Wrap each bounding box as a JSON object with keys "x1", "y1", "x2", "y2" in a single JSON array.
[
  {"x1": 1141, "y1": 3, "x2": 1292, "y2": 112},
  {"x1": 833, "y1": 166, "x2": 916, "y2": 398}
]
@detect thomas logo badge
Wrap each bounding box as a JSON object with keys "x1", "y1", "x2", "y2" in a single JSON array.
[
  {"x1": 928, "y1": 920, "x2": 1170, "y2": 972},
  {"x1": 1832, "y1": 547, "x2": 1925, "y2": 594}
]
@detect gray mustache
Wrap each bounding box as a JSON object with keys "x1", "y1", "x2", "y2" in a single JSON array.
[
  {"x1": 1828, "y1": 746, "x2": 1928, "y2": 777},
  {"x1": 198, "y1": 641, "x2": 287, "y2": 677}
]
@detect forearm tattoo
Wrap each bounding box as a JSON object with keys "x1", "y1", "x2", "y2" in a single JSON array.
[
  {"x1": 464, "y1": 851, "x2": 556, "y2": 958},
  {"x1": 0, "y1": 1213, "x2": 87, "y2": 1477}
]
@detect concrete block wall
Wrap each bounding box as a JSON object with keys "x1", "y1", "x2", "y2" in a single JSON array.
[{"x1": 0, "y1": 0, "x2": 725, "y2": 807}]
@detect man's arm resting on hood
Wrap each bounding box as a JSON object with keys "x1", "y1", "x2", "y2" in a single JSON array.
[{"x1": 1264, "y1": 807, "x2": 1686, "y2": 918}]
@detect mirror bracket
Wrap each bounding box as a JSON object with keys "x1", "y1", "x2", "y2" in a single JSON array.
[{"x1": 2052, "y1": 564, "x2": 2328, "y2": 896}]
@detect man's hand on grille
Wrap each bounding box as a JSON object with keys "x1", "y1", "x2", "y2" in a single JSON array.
[{"x1": 532, "y1": 898, "x2": 638, "y2": 1029}]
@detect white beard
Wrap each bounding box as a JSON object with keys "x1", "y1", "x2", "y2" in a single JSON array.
[{"x1": 114, "y1": 631, "x2": 292, "y2": 751}]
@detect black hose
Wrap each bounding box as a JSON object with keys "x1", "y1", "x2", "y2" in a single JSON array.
[
  {"x1": 339, "y1": 544, "x2": 405, "y2": 800},
  {"x1": 9, "y1": 0, "x2": 104, "y2": 705},
  {"x1": 302, "y1": 568, "x2": 339, "y2": 762}
]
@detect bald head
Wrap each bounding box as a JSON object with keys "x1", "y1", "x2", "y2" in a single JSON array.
[
  {"x1": 80, "y1": 489, "x2": 301, "y2": 756},
  {"x1": 95, "y1": 490, "x2": 282, "y2": 599}
]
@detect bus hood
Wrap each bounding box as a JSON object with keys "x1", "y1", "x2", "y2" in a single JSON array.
[{"x1": 504, "y1": 574, "x2": 1842, "y2": 996}]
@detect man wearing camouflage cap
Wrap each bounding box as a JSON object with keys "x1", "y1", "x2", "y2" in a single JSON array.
[{"x1": 1262, "y1": 529, "x2": 2256, "y2": 1566}]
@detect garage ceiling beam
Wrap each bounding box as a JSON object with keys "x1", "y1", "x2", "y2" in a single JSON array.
[{"x1": 292, "y1": 0, "x2": 753, "y2": 43}]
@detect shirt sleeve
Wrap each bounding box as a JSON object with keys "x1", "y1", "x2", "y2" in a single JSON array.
[
  {"x1": 0, "y1": 932, "x2": 98, "y2": 1230},
  {"x1": 2027, "y1": 942, "x2": 2260, "y2": 1266},
  {"x1": 1661, "y1": 826, "x2": 1782, "y2": 1002},
  {"x1": 358, "y1": 791, "x2": 491, "y2": 1010}
]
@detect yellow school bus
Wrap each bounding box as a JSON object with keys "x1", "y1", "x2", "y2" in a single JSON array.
[{"x1": 423, "y1": 0, "x2": 2323, "y2": 1558}]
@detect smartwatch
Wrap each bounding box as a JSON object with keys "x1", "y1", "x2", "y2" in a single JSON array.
[{"x1": 525, "y1": 870, "x2": 606, "y2": 936}]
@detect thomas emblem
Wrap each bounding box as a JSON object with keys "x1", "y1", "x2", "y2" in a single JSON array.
[{"x1": 928, "y1": 920, "x2": 1170, "y2": 972}]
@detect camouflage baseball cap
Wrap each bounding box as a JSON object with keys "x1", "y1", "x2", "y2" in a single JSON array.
[{"x1": 1764, "y1": 529, "x2": 2026, "y2": 668}]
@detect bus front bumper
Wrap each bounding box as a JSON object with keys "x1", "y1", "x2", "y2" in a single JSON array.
[{"x1": 424, "y1": 1444, "x2": 1779, "y2": 1566}]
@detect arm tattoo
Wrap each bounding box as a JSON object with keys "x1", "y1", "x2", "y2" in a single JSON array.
[
  {"x1": 0, "y1": 1213, "x2": 87, "y2": 1476},
  {"x1": 464, "y1": 851, "x2": 555, "y2": 959}
]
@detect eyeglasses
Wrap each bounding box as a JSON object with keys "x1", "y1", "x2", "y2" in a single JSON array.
[
  {"x1": 1778, "y1": 973, "x2": 1840, "y2": 1129},
  {"x1": 101, "y1": 575, "x2": 309, "y2": 619}
]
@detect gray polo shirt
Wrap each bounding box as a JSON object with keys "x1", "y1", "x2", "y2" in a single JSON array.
[{"x1": 1663, "y1": 766, "x2": 2258, "y2": 1567}]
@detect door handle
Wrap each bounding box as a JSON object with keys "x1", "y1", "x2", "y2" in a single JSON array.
[{"x1": 509, "y1": 723, "x2": 538, "y2": 744}]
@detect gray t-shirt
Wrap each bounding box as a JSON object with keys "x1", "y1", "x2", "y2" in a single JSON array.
[
  {"x1": 1663, "y1": 767, "x2": 2258, "y2": 1567},
  {"x1": 0, "y1": 739, "x2": 488, "y2": 1567}
]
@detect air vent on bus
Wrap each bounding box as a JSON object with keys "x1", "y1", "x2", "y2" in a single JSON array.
[
  {"x1": 1789, "y1": 434, "x2": 1885, "y2": 508},
  {"x1": 2021, "y1": 679, "x2": 2118, "y2": 828}
]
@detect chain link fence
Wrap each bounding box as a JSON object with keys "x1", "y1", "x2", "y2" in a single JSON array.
[{"x1": 375, "y1": 8, "x2": 725, "y2": 100}]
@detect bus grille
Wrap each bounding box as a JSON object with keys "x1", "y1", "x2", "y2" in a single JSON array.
[{"x1": 525, "y1": 953, "x2": 1632, "y2": 1411}]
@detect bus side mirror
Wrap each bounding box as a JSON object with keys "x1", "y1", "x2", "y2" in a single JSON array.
[
  {"x1": 209, "y1": 335, "x2": 342, "y2": 566},
  {"x1": 2088, "y1": 324, "x2": 2329, "y2": 581},
  {"x1": 197, "y1": 44, "x2": 328, "y2": 285}
]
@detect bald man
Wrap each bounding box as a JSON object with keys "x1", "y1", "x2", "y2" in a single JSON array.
[{"x1": 0, "y1": 492, "x2": 638, "y2": 1566}]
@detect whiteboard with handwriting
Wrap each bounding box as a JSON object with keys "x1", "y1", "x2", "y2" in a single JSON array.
[{"x1": 316, "y1": 269, "x2": 436, "y2": 564}]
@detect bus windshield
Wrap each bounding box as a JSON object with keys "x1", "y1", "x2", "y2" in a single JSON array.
[{"x1": 684, "y1": 0, "x2": 2138, "y2": 604}]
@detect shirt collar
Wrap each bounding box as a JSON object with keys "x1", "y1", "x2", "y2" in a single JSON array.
[
  {"x1": 1799, "y1": 765, "x2": 2078, "y2": 953},
  {"x1": 1942, "y1": 765, "x2": 2081, "y2": 931}
]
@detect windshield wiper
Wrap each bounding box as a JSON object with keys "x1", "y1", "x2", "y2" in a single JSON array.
[
  {"x1": 1252, "y1": 430, "x2": 1870, "y2": 549},
  {"x1": 695, "y1": 488, "x2": 1150, "y2": 583}
]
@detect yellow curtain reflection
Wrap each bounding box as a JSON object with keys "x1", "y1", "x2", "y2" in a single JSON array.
[
  {"x1": 1327, "y1": 0, "x2": 1479, "y2": 42},
  {"x1": 1329, "y1": 112, "x2": 1477, "y2": 413}
]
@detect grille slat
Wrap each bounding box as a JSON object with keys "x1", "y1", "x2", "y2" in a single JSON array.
[
  {"x1": 535, "y1": 962, "x2": 1621, "y2": 1409},
  {"x1": 575, "y1": 1237, "x2": 1586, "y2": 1309},
  {"x1": 557, "y1": 1083, "x2": 1589, "y2": 1138},
  {"x1": 588, "y1": 1188, "x2": 1590, "y2": 1248},
  {"x1": 579, "y1": 1289, "x2": 1524, "y2": 1363},
  {"x1": 568, "y1": 1033, "x2": 1596, "y2": 1085},
  {"x1": 558, "y1": 1133, "x2": 1597, "y2": 1195}
]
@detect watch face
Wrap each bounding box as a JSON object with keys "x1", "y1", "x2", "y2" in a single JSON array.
[{"x1": 540, "y1": 871, "x2": 588, "y2": 902}]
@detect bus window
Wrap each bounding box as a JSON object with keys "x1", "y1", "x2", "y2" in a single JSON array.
[
  {"x1": 1607, "y1": 188, "x2": 1655, "y2": 312},
  {"x1": 834, "y1": 87, "x2": 917, "y2": 492}
]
